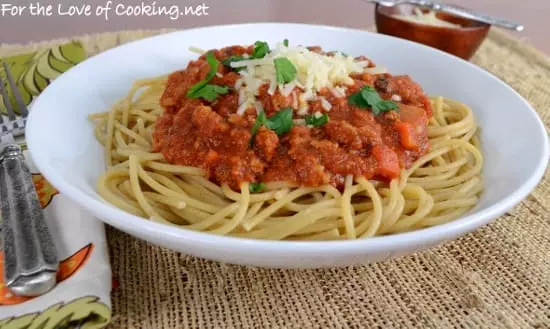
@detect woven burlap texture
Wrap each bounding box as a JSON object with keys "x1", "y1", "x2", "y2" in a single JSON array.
[{"x1": 2, "y1": 28, "x2": 549, "y2": 329}]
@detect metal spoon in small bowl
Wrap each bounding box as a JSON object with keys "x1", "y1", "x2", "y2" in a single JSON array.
[{"x1": 365, "y1": 0, "x2": 524, "y2": 31}]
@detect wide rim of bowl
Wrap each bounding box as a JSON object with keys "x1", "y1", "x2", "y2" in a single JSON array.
[{"x1": 26, "y1": 22, "x2": 549, "y2": 254}]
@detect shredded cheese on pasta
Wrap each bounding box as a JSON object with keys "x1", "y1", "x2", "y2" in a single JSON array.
[{"x1": 231, "y1": 42, "x2": 370, "y2": 115}]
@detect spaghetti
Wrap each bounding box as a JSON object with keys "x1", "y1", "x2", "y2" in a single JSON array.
[{"x1": 89, "y1": 44, "x2": 483, "y2": 241}]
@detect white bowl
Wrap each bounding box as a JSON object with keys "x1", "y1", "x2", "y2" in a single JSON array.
[{"x1": 26, "y1": 23, "x2": 549, "y2": 269}]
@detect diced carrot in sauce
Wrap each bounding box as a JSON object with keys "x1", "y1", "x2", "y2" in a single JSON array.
[
  {"x1": 372, "y1": 144, "x2": 400, "y2": 179},
  {"x1": 395, "y1": 122, "x2": 418, "y2": 150}
]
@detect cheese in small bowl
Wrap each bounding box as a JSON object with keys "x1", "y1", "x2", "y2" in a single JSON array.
[{"x1": 395, "y1": 8, "x2": 461, "y2": 28}]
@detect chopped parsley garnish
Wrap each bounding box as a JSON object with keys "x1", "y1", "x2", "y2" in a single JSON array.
[
  {"x1": 283, "y1": 39, "x2": 289, "y2": 47},
  {"x1": 252, "y1": 41, "x2": 270, "y2": 58},
  {"x1": 348, "y1": 85, "x2": 399, "y2": 116},
  {"x1": 249, "y1": 182, "x2": 265, "y2": 193},
  {"x1": 204, "y1": 51, "x2": 219, "y2": 79},
  {"x1": 250, "y1": 111, "x2": 267, "y2": 139},
  {"x1": 263, "y1": 107, "x2": 294, "y2": 135},
  {"x1": 187, "y1": 80, "x2": 208, "y2": 97},
  {"x1": 222, "y1": 41, "x2": 270, "y2": 71},
  {"x1": 190, "y1": 84, "x2": 229, "y2": 102},
  {"x1": 250, "y1": 107, "x2": 294, "y2": 144},
  {"x1": 274, "y1": 57, "x2": 297, "y2": 84},
  {"x1": 187, "y1": 52, "x2": 228, "y2": 101},
  {"x1": 305, "y1": 113, "x2": 329, "y2": 127}
]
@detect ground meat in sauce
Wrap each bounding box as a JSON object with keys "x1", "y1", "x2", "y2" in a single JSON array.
[{"x1": 153, "y1": 45, "x2": 432, "y2": 190}]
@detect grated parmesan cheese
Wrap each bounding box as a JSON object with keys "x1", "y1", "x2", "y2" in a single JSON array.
[
  {"x1": 239, "y1": 89, "x2": 247, "y2": 105},
  {"x1": 364, "y1": 67, "x2": 388, "y2": 75},
  {"x1": 298, "y1": 107, "x2": 309, "y2": 116},
  {"x1": 320, "y1": 97, "x2": 332, "y2": 111},
  {"x1": 254, "y1": 102, "x2": 264, "y2": 115},
  {"x1": 391, "y1": 94, "x2": 402, "y2": 102},
  {"x1": 188, "y1": 46, "x2": 206, "y2": 54},
  {"x1": 267, "y1": 79, "x2": 277, "y2": 95},
  {"x1": 281, "y1": 82, "x2": 295, "y2": 97},
  {"x1": 396, "y1": 8, "x2": 461, "y2": 28},
  {"x1": 237, "y1": 102, "x2": 249, "y2": 115},
  {"x1": 230, "y1": 43, "x2": 370, "y2": 115},
  {"x1": 330, "y1": 86, "x2": 347, "y2": 98},
  {"x1": 235, "y1": 78, "x2": 244, "y2": 89}
]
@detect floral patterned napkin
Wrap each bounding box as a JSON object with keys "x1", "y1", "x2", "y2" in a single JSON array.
[{"x1": 0, "y1": 42, "x2": 112, "y2": 329}]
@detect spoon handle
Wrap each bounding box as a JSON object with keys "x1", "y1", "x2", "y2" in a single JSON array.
[{"x1": 425, "y1": 1, "x2": 524, "y2": 31}]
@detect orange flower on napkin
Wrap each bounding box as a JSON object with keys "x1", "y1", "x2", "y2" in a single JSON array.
[{"x1": 0, "y1": 244, "x2": 95, "y2": 306}]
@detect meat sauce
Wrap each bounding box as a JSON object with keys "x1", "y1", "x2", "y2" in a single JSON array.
[{"x1": 153, "y1": 45, "x2": 432, "y2": 190}]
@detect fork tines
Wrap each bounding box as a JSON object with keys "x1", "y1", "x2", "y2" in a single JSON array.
[{"x1": 0, "y1": 61, "x2": 29, "y2": 135}]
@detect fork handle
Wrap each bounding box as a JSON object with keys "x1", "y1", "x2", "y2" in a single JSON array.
[{"x1": 0, "y1": 144, "x2": 58, "y2": 297}]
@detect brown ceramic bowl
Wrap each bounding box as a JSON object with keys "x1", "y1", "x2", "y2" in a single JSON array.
[{"x1": 375, "y1": 4, "x2": 490, "y2": 60}]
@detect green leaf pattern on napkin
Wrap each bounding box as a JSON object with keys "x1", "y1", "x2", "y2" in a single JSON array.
[
  {"x1": 0, "y1": 41, "x2": 85, "y2": 115},
  {"x1": 0, "y1": 42, "x2": 108, "y2": 329},
  {"x1": 0, "y1": 296, "x2": 110, "y2": 329}
]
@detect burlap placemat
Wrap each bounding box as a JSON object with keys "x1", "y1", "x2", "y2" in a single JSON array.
[{"x1": 2, "y1": 28, "x2": 549, "y2": 329}]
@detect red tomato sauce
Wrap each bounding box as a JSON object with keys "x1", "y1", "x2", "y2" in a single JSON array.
[{"x1": 153, "y1": 45, "x2": 432, "y2": 190}]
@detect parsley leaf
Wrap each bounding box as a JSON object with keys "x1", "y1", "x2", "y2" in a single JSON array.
[
  {"x1": 264, "y1": 108, "x2": 294, "y2": 135},
  {"x1": 274, "y1": 57, "x2": 297, "y2": 84},
  {"x1": 252, "y1": 41, "x2": 270, "y2": 58},
  {"x1": 249, "y1": 182, "x2": 265, "y2": 193},
  {"x1": 222, "y1": 41, "x2": 270, "y2": 72},
  {"x1": 191, "y1": 85, "x2": 229, "y2": 102},
  {"x1": 348, "y1": 85, "x2": 399, "y2": 116},
  {"x1": 250, "y1": 108, "x2": 294, "y2": 145},
  {"x1": 283, "y1": 39, "x2": 289, "y2": 47},
  {"x1": 204, "y1": 51, "x2": 219, "y2": 80},
  {"x1": 305, "y1": 113, "x2": 329, "y2": 127},
  {"x1": 187, "y1": 52, "x2": 228, "y2": 101},
  {"x1": 374, "y1": 99, "x2": 399, "y2": 114},
  {"x1": 187, "y1": 80, "x2": 208, "y2": 97},
  {"x1": 347, "y1": 90, "x2": 368, "y2": 107},
  {"x1": 251, "y1": 111, "x2": 267, "y2": 138}
]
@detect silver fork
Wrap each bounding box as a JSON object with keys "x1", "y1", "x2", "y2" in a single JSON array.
[
  {"x1": 0, "y1": 61, "x2": 59, "y2": 296},
  {"x1": 367, "y1": 0, "x2": 524, "y2": 31}
]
